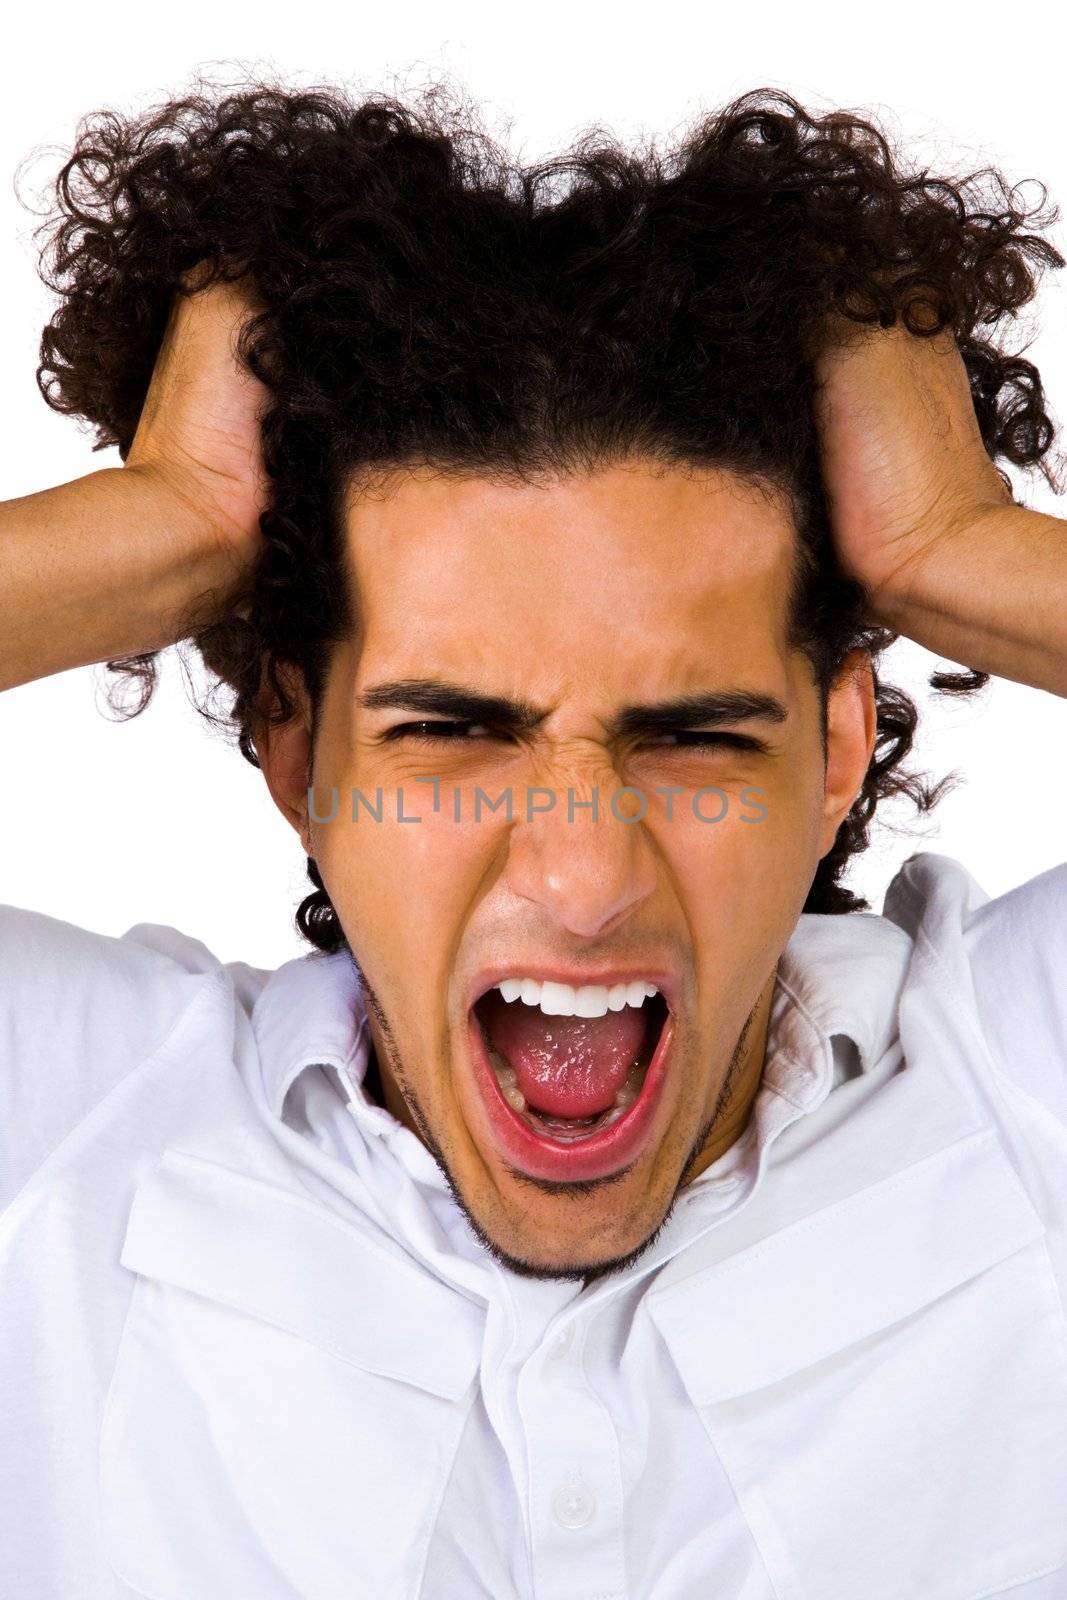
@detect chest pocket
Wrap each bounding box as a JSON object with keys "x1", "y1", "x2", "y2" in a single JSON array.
[
  {"x1": 99, "y1": 1150, "x2": 484, "y2": 1600},
  {"x1": 649, "y1": 1129, "x2": 1067, "y2": 1600}
]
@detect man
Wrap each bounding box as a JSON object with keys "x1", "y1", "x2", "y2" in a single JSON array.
[{"x1": 2, "y1": 80, "x2": 1066, "y2": 1599}]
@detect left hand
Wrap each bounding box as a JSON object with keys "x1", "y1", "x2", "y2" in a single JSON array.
[{"x1": 813, "y1": 318, "x2": 1013, "y2": 617}]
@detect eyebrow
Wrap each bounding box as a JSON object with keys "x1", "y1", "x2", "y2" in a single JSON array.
[{"x1": 357, "y1": 678, "x2": 788, "y2": 740}]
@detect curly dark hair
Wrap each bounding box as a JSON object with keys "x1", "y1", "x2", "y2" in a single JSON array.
[{"x1": 28, "y1": 75, "x2": 1063, "y2": 953}]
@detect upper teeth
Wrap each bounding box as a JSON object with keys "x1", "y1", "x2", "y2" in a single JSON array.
[{"x1": 494, "y1": 978, "x2": 658, "y2": 1017}]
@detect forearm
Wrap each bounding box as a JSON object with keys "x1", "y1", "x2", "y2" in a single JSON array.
[
  {"x1": 0, "y1": 465, "x2": 250, "y2": 692},
  {"x1": 870, "y1": 503, "x2": 1067, "y2": 699}
]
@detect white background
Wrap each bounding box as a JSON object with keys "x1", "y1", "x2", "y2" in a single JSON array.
[{"x1": 2, "y1": 0, "x2": 1066, "y2": 969}]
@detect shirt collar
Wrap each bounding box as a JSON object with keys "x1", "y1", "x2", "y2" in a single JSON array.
[
  {"x1": 251, "y1": 947, "x2": 370, "y2": 1120},
  {"x1": 773, "y1": 907, "x2": 911, "y2": 1088},
  {"x1": 250, "y1": 906, "x2": 912, "y2": 1149}
]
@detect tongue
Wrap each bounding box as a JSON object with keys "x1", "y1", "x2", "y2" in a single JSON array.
[{"x1": 484, "y1": 994, "x2": 646, "y2": 1117}]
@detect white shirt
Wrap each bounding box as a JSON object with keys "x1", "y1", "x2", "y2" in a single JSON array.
[{"x1": 2, "y1": 849, "x2": 1067, "y2": 1600}]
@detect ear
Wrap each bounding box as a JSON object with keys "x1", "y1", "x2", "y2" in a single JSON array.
[
  {"x1": 254, "y1": 660, "x2": 314, "y2": 855},
  {"x1": 819, "y1": 647, "x2": 877, "y2": 858}
]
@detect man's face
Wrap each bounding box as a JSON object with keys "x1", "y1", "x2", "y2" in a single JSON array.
[{"x1": 268, "y1": 460, "x2": 873, "y2": 1279}]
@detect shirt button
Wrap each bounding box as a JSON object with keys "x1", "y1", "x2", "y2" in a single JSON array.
[
  {"x1": 555, "y1": 1326, "x2": 572, "y2": 1352},
  {"x1": 551, "y1": 1483, "x2": 596, "y2": 1530}
]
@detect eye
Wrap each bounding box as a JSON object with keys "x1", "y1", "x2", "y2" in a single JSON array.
[
  {"x1": 384, "y1": 719, "x2": 496, "y2": 743},
  {"x1": 643, "y1": 731, "x2": 767, "y2": 753}
]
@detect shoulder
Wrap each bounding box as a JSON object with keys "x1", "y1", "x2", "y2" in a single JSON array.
[{"x1": 0, "y1": 903, "x2": 274, "y2": 1210}]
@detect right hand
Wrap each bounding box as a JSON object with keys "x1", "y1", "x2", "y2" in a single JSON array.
[{"x1": 124, "y1": 263, "x2": 271, "y2": 569}]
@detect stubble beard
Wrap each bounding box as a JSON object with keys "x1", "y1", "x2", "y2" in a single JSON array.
[{"x1": 346, "y1": 948, "x2": 760, "y2": 1285}]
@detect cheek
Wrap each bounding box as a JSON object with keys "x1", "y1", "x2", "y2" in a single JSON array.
[
  {"x1": 318, "y1": 795, "x2": 505, "y2": 978},
  {"x1": 657, "y1": 778, "x2": 820, "y2": 949},
  {"x1": 658, "y1": 767, "x2": 815, "y2": 870}
]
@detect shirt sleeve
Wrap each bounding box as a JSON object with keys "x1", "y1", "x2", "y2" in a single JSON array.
[
  {"x1": 0, "y1": 903, "x2": 271, "y2": 1212},
  {"x1": 961, "y1": 861, "x2": 1067, "y2": 1124}
]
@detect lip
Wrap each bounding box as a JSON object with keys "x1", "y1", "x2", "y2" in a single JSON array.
[
  {"x1": 466, "y1": 964, "x2": 681, "y2": 1016},
  {"x1": 464, "y1": 995, "x2": 677, "y2": 1183}
]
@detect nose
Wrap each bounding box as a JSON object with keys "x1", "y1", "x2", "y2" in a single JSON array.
[{"x1": 503, "y1": 761, "x2": 658, "y2": 939}]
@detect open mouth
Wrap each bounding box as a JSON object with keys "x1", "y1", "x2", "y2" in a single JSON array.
[
  {"x1": 466, "y1": 976, "x2": 676, "y2": 1181},
  {"x1": 473, "y1": 983, "x2": 669, "y2": 1142}
]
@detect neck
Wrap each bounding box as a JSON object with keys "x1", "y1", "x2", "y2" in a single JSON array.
[
  {"x1": 362, "y1": 1047, "x2": 388, "y2": 1111},
  {"x1": 682, "y1": 975, "x2": 775, "y2": 1184}
]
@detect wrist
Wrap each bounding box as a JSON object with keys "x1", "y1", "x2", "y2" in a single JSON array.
[
  {"x1": 117, "y1": 461, "x2": 258, "y2": 630},
  {"x1": 863, "y1": 499, "x2": 1067, "y2": 696},
  {"x1": 860, "y1": 490, "x2": 1016, "y2": 627}
]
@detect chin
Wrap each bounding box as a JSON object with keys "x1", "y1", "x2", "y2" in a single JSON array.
[{"x1": 456, "y1": 1173, "x2": 675, "y2": 1284}]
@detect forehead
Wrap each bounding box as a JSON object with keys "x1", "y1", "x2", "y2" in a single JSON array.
[{"x1": 340, "y1": 460, "x2": 799, "y2": 690}]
